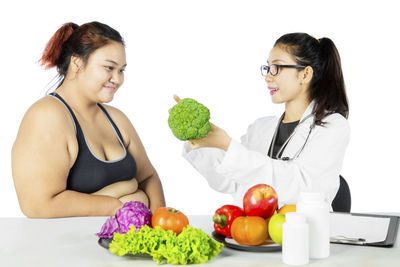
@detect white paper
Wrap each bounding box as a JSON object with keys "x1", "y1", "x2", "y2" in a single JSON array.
[{"x1": 330, "y1": 213, "x2": 390, "y2": 243}]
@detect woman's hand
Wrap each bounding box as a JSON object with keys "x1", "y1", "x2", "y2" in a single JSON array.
[{"x1": 172, "y1": 95, "x2": 231, "y2": 151}]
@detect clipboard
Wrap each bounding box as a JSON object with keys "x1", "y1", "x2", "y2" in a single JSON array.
[{"x1": 329, "y1": 212, "x2": 399, "y2": 247}]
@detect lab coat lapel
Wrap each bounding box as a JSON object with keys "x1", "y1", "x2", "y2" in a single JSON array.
[{"x1": 300, "y1": 100, "x2": 316, "y2": 122}]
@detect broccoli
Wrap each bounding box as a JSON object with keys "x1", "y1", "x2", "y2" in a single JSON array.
[{"x1": 168, "y1": 98, "x2": 211, "y2": 141}]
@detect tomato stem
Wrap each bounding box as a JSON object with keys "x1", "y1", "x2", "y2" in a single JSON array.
[{"x1": 167, "y1": 208, "x2": 181, "y2": 214}]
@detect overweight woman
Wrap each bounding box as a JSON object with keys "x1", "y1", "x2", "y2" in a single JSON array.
[{"x1": 12, "y1": 22, "x2": 165, "y2": 218}]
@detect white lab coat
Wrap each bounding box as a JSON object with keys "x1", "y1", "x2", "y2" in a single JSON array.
[{"x1": 182, "y1": 101, "x2": 350, "y2": 208}]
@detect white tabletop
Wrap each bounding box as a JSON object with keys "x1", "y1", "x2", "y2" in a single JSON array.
[{"x1": 1, "y1": 215, "x2": 399, "y2": 267}]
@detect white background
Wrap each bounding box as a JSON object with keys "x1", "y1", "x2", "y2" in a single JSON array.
[{"x1": 1, "y1": 0, "x2": 399, "y2": 217}]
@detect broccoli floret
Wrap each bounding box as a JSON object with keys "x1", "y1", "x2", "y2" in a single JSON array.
[{"x1": 168, "y1": 98, "x2": 211, "y2": 141}]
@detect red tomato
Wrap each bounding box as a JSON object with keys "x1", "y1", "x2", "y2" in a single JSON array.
[
  {"x1": 151, "y1": 207, "x2": 189, "y2": 234},
  {"x1": 243, "y1": 184, "x2": 278, "y2": 219},
  {"x1": 231, "y1": 216, "x2": 269, "y2": 246}
]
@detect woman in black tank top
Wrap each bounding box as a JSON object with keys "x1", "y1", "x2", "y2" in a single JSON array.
[
  {"x1": 49, "y1": 92, "x2": 137, "y2": 194},
  {"x1": 12, "y1": 22, "x2": 165, "y2": 218}
]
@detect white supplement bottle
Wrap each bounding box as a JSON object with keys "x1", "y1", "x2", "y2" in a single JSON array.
[
  {"x1": 296, "y1": 192, "x2": 330, "y2": 259},
  {"x1": 282, "y1": 212, "x2": 309, "y2": 265}
]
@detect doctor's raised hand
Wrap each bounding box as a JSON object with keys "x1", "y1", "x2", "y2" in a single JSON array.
[{"x1": 176, "y1": 33, "x2": 350, "y2": 209}]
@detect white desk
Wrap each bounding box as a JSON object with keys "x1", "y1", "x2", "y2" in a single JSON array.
[{"x1": 1, "y1": 215, "x2": 399, "y2": 267}]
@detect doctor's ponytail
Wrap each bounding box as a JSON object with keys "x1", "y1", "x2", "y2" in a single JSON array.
[{"x1": 274, "y1": 33, "x2": 349, "y2": 125}]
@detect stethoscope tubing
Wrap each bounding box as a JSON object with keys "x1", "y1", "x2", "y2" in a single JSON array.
[{"x1": 269, "y1": 113, "x2": 315, "y2": 161}]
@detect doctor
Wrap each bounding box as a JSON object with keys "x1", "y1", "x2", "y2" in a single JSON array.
[{"x1": 178, "y1": 32, "x2": 350, "y2": 208}]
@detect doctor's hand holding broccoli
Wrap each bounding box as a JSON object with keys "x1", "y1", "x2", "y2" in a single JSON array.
[{"x1": 169, "y1": 95, "x2": 231, "y2": 151}]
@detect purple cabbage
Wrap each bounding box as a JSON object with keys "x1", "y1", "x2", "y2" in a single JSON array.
[
  {"x1": 96, "y1": 217, "x2": 119, "y2": 239},
  {"x1": 96, "y1": 201, "x2": 152, "y2": 238}
]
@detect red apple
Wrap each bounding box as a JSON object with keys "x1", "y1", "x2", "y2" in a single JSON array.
[{"x1": 243, "y1": 184, "x2": 278, "y2": 219}]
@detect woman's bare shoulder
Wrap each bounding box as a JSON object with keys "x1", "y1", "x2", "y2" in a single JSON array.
[
  {"x1": 101, "y1": 104, "x2": 137, "y2": 133},
  {"x1": 101, "y1": 104, "x2": 131, "y2": 124},
  {"x1": 28, "y1": 95, "x2": 68, "y2": 115},
  {"x1": 17, "y1": 95, "x2": 76, "y2": 140}
]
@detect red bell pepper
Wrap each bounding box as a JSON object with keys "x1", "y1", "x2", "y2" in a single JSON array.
[{"x1": 213, "y1": 205, "x2": 245, "y2": 238}]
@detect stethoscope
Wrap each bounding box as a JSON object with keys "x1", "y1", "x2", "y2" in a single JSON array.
[{"x1": 269, "y1": 113, "x2": 316, "y2": 161}]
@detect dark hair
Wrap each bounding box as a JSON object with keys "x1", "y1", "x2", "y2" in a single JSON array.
[
  {"x1": 274, "y1": 33, "x2": 349, "y2": 125},
  {"x1": 39, "y1": 21, "x2": 125, "y2": 87}
]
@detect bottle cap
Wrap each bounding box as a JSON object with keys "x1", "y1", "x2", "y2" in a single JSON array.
[{"x1": 285, "y1": 212, "x2": 306, "y2": 224}]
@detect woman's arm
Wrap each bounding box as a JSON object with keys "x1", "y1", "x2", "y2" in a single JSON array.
[
  {"x1": 91, "y1": 178, "x2": 138, "y2": 199},
  {"x1": 126, "y1": 127, "x2": 165, "y2": 212},
  {"x1": 105, "y1": 105, "x2": 166, "y2": 212},
  {"x1": 91, "y1": 178, "x2": 150, "y2": 206},
  {"x1": 12, "y1": 98, "x2": 123, "y2": 218}
]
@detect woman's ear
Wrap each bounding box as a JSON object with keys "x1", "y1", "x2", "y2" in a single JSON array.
[
  {"x1": 70, "y1": 55, "x2": 83, "y2": 74},
  {"x1": 301, "y1": 66, "x2": 314, "y2": 85}
]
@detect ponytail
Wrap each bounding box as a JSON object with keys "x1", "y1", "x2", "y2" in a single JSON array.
[
  {"x1": 39, "y1": 22, "x2": 78, "y2": 70},
  {"x1": 274, "y1": 33, "x2": 349, "y2": 125},
  {"x1": 311, "y1": 38, "x2": 348, "y2": 125}
]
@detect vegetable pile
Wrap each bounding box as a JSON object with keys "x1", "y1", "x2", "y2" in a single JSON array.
[
  {"x1": 96, "y1": 203, "x2": 224, "y2": 264},
  {"x1": 168, "y1": 98, "x2": 211, "y2": 140},
  {"x1": 109, "y1": 225, "x2": 224, "y2": 264}
]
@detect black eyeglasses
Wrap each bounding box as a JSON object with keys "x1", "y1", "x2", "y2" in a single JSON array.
[{"x1": 260, "y1": 64, "x2": 306, "y2": 76}]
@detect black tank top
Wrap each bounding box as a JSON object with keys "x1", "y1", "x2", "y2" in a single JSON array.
[
  {"x1": 268, "y1": 120, "x2": 299, "y2": 159},
  {"x1": 50, "y1": 93, "x2": 137, "y2": 193}
]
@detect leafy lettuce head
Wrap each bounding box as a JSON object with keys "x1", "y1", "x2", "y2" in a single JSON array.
[
  {"x1": 109, "y1": 225, "x2": 224, "y2": 264},
  {"x1": 168, "y1": 98, "x2": 211, "y2": 141}
]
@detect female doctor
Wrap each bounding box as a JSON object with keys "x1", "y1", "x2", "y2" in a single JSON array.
[{"x1": 178, "y1": 32, "x2": 350, "y2": 208}]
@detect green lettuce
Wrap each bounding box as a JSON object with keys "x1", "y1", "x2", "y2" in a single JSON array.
[{"x1": 109, "y1": 225, "x2": 223, "y2": 264}]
